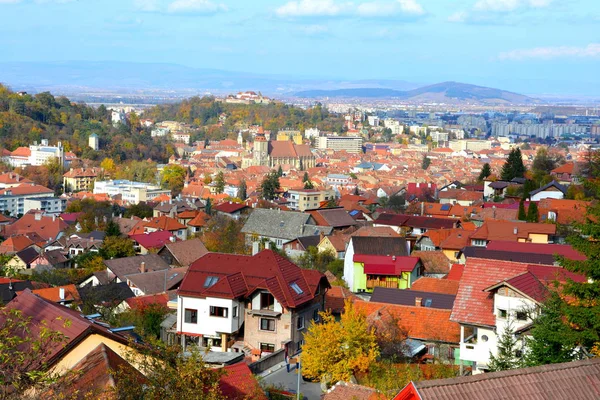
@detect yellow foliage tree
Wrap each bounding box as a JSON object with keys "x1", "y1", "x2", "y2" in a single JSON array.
[
  {"x1": 302, "y1": 300, "x2": 379, "y2": 383},
  {"x1": 100, "y1": 157, "x2": 116, "y2": 176}
]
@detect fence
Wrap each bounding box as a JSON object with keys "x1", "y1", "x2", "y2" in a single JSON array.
[{"x1": 249, "y1": 348, "x2": 286, "y2": 374}]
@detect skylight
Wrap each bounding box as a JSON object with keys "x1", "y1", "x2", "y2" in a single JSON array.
[
  {"x1": 290, "y1": 282, "x2": 303, "y2": 295},
  {"x1": 423, "y1": 299, "x2": 433, "y2": 307},
  {"x1": 204, "y1": 276, "x2": 219, "y2": 288}
]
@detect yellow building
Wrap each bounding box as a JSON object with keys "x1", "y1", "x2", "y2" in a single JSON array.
[
  {"x1": 63, "y1": 167, "x2": 101, "y2": 192},
  {"x1": 287, "y1": 188, "x2": 335, "y2": 211}
]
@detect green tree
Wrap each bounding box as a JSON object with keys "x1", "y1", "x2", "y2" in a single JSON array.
[
  {"x1": 238, "y1": 179, "x2": 247, "y2": 200},
  {"x1": 387, "y1": 194, "x2": 405, "y2": 211},
  {"x1": 518, "y1": 200, "x2": 527, "y2": 221},
  {"x1": 421, "y1": 155, "x2": 431, "y2": 170},
  {"x1": 100, "y1": 236, "x2": 135, "y2": 259},
  {"x1": 302, "y1": 172, "x2": 310, "y2": 183},
  {"x1": 205, "y1": 198, "x2": 212, "y2": 216},
  {"x1": 478, "y1": 163, "x2": 492, "y2": 181},
  {"x1": 526, "y1": 201, "x2": 539, "y2": 222},
  {"x1": 124, "y1": 202, "x2": 154, "y2": 219},
  {"x1": 488, "y1": 321, "x2": 523, "y2": 372},
  {"x1": 260, "y1": 172, "x2": 280, "y2": 200},
  {"x1": 501, "y1": 148, "x2": 526, "y2": 181},
  {"x1": 277, "y1": 165, "x2": 283, "y2": 177},
  {"x1": 304, "y1": 180, "x2": 315, "y2": 189},
  {"x1": 105, "y1": 219, "x2": 122, "y2": 237},
  {"x1": 0, "y1": 308, "x2": 69, "y2": 397},
  {"x1": 532, "y1": 147, "x2": 564, "y2": 185},
  {"x1": 525, "y1": 294, "x2": 579, "y2": 367},
  {"x1": 302, "y1": 301, "x2": 379, "y2": 383},
  {"x1": 214, "y1": 171, "x2": 225, "y2": 194}
]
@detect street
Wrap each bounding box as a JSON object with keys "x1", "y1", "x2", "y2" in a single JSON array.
[{"x1": 260, "y1": 362, "x2": 323, "y2": 400}]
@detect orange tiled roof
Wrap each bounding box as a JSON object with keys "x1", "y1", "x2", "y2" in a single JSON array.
[
  {"x1": 31, "y1": 284, "x2": 80, "y2": 303},
  {"x1": 411, "y1": 277, "x2": 460, "y2": 295}
]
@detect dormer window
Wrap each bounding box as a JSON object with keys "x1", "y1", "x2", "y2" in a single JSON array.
[
  {"x1": 204, "y1": 276, "x2": 219, "y2": 288},
  {"x1": 260, "y1": 292, "x2": 275, "y2": 310},
  {"x1": 290, "y1": 282, "x2": 303, "y2": 295}
]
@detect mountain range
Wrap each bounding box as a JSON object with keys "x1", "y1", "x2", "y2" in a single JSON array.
[
  {"x1": 295, "y1": 82, "x2": 537, "y2": 104},
  {"x1": 0, "y1": 61, "x2": 536, "y2": 104}
]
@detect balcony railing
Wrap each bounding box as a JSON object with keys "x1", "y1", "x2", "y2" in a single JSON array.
[{"x1": 366, "y1": 279, "x2": 398, "y2": 289}]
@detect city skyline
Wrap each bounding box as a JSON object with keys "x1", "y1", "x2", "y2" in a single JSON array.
[{"x1": 0, "y1": 0, "x2": 599, "y2": 95}]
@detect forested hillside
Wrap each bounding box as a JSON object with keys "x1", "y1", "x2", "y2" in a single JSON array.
[{"x1": 143, "y1": 96, "x2": 346, "y2": 141}]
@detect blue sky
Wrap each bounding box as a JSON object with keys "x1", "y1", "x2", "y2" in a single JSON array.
[{"x1": 0, "y1": 0, "x2": 599, "y2": 94}]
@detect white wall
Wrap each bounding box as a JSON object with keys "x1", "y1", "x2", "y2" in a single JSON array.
[
  {"x1": 343, "y1": 240, "x2": 355, "y2": 290},
  {"x1": 177, "y1": 295, "x2": 244, "y2": 339},
  {"x1": 250, "y1": 290, "x2": 283, "y2": 313},
  {"x1": 531, "y1": 191, "x2": 564, "y2": 202}
]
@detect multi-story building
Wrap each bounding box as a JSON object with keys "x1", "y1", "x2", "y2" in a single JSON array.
[
  {"x1": 304, "y1": 127, "x2": 320, "y2": 139},
  {"x1": 316, "y1": 135, "x2": 363, "y2": 154},
  {"x1": 276, "y1": 130, "x2": 303, "y2": 145},
  {"x1": 63, "y1": 167, "x2": 101, "y2": 193},
  {"x1": 287, "y1": 188, "x2": 335, "y2": 211},
  {"x1": 8, "y1": 140, "x2": 64, "y2": 168},
  {"x1": 176, "y1": 250, "x2": 329, "y2": 356},
  {"x1": 0, "y1": 184, "x2": 58, "y2": 217},
  {"x1": 243, "y1": 133, "x2": 316, "y2": 170},
  {"x1": 93, "y1": 180, "x2": 171, "y2": 204}
]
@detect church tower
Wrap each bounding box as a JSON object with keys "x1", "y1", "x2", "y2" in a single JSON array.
[
  {"x1": 253, "y1": 134, "x2": 269, "y2": 166},
  {"x1": 237, "y1": 130, "x2": 243, "y2": 146}
]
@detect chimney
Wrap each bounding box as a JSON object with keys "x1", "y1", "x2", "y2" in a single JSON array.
[
  {"x1": 140, "y1": 262, "x2": 146, "y2": 273},
  {"x1": 52, "y1": 215, "x2": 56, "y2": 221},
  {"x1": 34, "y1": 212, "x2": 41, "y2": 221},
  {"x1": 265, "y1": 241, "x2": 271, "y2": 250},
  {"x1": 513, "y1": 227, "x2": 518, "y2": 235},
  {"x1": 415, "y1": 297, "x2": 422, "y2": 307},
  {"x1": 392, "y1": 255, "x2": 396, "y2": 261},
  {"x1": 170, "y1": 236, "x2": 176, "y2": 243},
  {"x1": 59, "y1": 287, "x2": 65, "y2": 301},
  {"x1": 252, "y1": 241, "x2": 260, "y2": 255}
]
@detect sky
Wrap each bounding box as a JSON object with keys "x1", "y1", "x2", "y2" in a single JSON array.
[{"x1": 0, "y1": 0, "x2": 599, "y2": 95}]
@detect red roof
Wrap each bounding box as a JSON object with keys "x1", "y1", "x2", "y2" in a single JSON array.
[
  {"x1": 178, "y1": 250, "x2": 328, "y2": 309},
  {"x1": 219, "y1": 362, "x2": 266, "y2": 400},
  {"x1": 143, "y1": 216, "x2": 186, "y2": 232},
  {"x1": 450, "y1": 258, "x2": 530, "y2": 327},
  {"x1": 446, "y1": 264, "x2": 464, "y2": 281},
  {"x1": 130, "y1": 231, "x2": 176, "y2": 249},
  {"x1": 411, "y1": 277, "x2": 460, "y2": 295},
  {"x1": 215, "y1": 202, "x2": 247, "y2": 213},
  {"x1": 125, "y1": 293, "x2": 170, "y2": 310},
  {"x1": 354, "y1": 255, "x2": 420, "y2": 275},
  {"x1": 486, "y1": 241, "x2": 586, "y2": 261},
  {"x1": 4, "y1": 212, "x2": 69, "y2": 241}
]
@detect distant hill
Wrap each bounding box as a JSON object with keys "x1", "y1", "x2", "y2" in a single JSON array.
[{"x1": 296, "y1": 81, "x2": 538, "y2": 104}]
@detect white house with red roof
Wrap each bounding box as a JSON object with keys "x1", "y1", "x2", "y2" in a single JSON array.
[
  {"x1": 176, "y1": 250, "x2": 329, "y2": 357},
  {"x1": 451, "y1": 257, "x2": 585, "y2": 374}
]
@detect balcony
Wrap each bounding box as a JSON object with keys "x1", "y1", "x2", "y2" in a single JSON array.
[
  {"x1": 460, "y1": 334, "x2": 489, "y2": 365},
  {"x1": 366, "y1": 278, "x2": 399, "y2": 290}
]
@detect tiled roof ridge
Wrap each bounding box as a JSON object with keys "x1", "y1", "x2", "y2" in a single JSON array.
[{"x1": 415, "y1": 358, "x2": 600, "y2": 389}]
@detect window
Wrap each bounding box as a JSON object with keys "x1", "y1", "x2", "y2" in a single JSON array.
[
  {"x1": 260, "y1": 293, "x2": 275, "y2": 310},
  {"x1": 210, "y1": 306, "x2": 228, "y2": 318},
  {"x1": 516, "y1": 311, "x2": 527, "y2": 321},
  {"x1": 297, "y1": 316, "x2": 305, "y2": 330},
  {"x1": 260, "y1": 343, "x2": 275, "y2": 353},
  {"x1": 498, "y1": 309, "x2": 507, "y2": 319},
  {"x1": 447, "y1": 347, "x2": 456, "y2": 360},
  {"x1": 233, "y1": 306, "x2": 238, "y2": 318},
  {"x1": 426, "y1": 344, "x2": 437, "y2": 356},
  {"x1": 290, "y1": 282, "x2": 304, "y2": 295},
  {"x1": 184, "y1": 308, "x2": 197, "y2": 324},
  {"x1": 481, "y1": 335, "x2": 489, "y2": 342},
  {"x1": 260, "y1": 318, "x2": 275, "y2": 331},
  {"x1": 204, "y1": 276, "x2": 219, "y2": 288},
  {"x1": 313, "y1": 309, "x2": 320, "y2": 322}
]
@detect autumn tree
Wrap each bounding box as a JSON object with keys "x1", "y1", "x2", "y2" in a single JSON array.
[
  {"x1": 124, "y1": 202, "x2": 154, "y2": 219},
  {"x1": 478, "y1": 163, "x2": 492, "y2": 181},
  {"x1": 161, "y1": 164, "x2": 187, "y2": 197},
  {"x1": 100, "y1": 236, "x2": 136, "y2": 259},
  {"x1": 501, "y1": 148, "x2": 526, "y2": 181},
  {"x1": 302, "y1": 172, "x2": 310, "y2": 183},
  {"x1": 201, "y1": 215, "x2": 247, "y2": 254},
  {"x1": 304, "y1": 180, "x2": 315, "y2": 189},
  {"x1": 302, "y1": 301, "x2": 379, "y2": 383},
  {"x1": 105, "y1": 219, "x2": 122, "y2": 237},
  {"x1": 532, "y1": 147, "x2": 564, "y2": 185}
]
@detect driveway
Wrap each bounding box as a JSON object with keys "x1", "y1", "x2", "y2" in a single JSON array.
[{"x1": 259, "y1": 362, "x2": 323, "y2": 399}]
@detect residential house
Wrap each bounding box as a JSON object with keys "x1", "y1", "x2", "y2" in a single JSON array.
[
  {"x1": 438, "y1": 189, "x2": 483, "y2": 206},
  {"x1": 187, "y1": 211, "x2": 212, "y2": 235},
  {"x1": 0, "y1": 184, "x2": 62, "y2": 217},
  {"x1": 343, "y1": 236, "x2": 412, "y2": 292},
  {"x1": 6, "y1": 247, "x2": 52, "y2": 273},
  {"x1": 538, "y1": 198, "x2": 590, "y2": 225},
  {"x1": 177, "y1": 250, "x2": 329, "y2": 356},
  {"x1": 130, "y1": 231, "x2": 176, "y2": 254},
  {"x1": 394, "y1": 358, "x2": 600, "y2": 400},
  {"x1": 409, "y1": 251, "x2": 452, "y2": 277},
  {"x1": 241, "y1": 208, "x2": 331, "y2": 249},
  {"x1": 308, "y1": 207, "x2": 357, "y2": 230},
  {"x1": 282, "y1": 235, "x2": 321, "y2": 259},
  {"x1": 529, "y1": 180, "x2": 567, "y2": 201},
  {"x1": 214, "y1": 202, "x2": 248, "y2": 220},
  {"x1": 2, "y1": 289, "x2": 137, "y2": 375},
  {"x1": 158, "y1": 238, "x2": 209, "y2": 267},
  {"x1": 104, "y1": 254, "x2": 170, "y2": 284},
  {"x1": 31, "y1": 284, "x2": 81, "y2": 306},
  {"x1": 144, "y1": 216, "x2": 188, "y2": 240},
  {"x1": 373, "y1": 213, "x2": 457, "y2": 237},
  {"x1": 458, "y1": 246, "x2": 559, "y2": 266},
  {"x1": 317, "y1": 233, "x2": 348, "y2": 259},
  {"x1": 125, "y1": 267, "x2": 188, "y2": 296},
  {"x1": 3, "y1": 210, "x2": 68, "y2": 241},
  {"x1": 550, "y1": 162, "x2": 585, "y2": 185},
  {"x1": 0, "y1": 235, "x2": 36, "y2": 254},
  {"x1": 450, "y1": 258, "x2": 584, "y2": 374},
  {"x1": 469, "y1": 221, "x2": 556, "y2": 246},
  {"x1": 63, "y1": 167, "x2": 101, "y2": 192},
  {"x1": 153, "y1": 198, "x2": 205, "y2": 218},
  {"x1": 287, "y1": 188, "x2": 336, "y2": 211},
  {"x1": 0, "y1": 172, "x2": 33, "y2": 188}
]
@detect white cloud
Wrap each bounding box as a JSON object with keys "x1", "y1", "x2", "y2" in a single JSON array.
[
  {"x1": 474, "y1": 0, "x2": 551, "y2": 12},
  {"x1": 499, "y1": 43, "x2": 600, "y2": 60},
  {"x1": 275, "y1": 0, "x2": 424, "y2": 18},
  {"x1": 167, "y1": 0, "x2": 227, "y2": 14},
  {"x1": 447, "y1": 11, "x2": 467, "y2": 22}
]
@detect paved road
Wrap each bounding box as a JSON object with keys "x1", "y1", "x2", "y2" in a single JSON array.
[{"x1": 260, "y1": 362, "x2": 323, "y2": 399}]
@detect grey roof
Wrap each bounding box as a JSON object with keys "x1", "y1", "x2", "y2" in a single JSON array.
[
  {"x1": 79, "y1": 282, "x2": 135, "y2": 305},
  {"x1": 352, "y1": 236, "x2": 409, "y2": 256},
  {"x1": 241, "y1": 208, "x2": 314, "y2": 240},
  {"x1": 184, "y1": 350, "x2": 245, "y2": 366},
  {"x1": 15, "y1": 247, "x2": 40, "y2": 265},
  {"x1": 461, "y1": 247, "x2": 556, "y2": 265},
  {"x1": 529, "y1": 180, "x2": 567, "y2": 197},
  {"x1": 125, "y1": 267, "x2": 188, "y2": 295},
  {"x1": 410, "y1": 358, "x2": 600, "y2": 400},
  {"x1": 296, "y1": 236, "x2": 322, "y2": 250},
  {"x1": 160, "y1": 313, "x2": 177, "y2": 329},
  {"x1": 44, "y1": 249, "x2": 69, "y2": 266},
  {"x1": 104, "y1": 254, "x2": 169, "y2": 282},
  {"x1": 311, "y1": 208, "x2": 357, "y2": 228},
  {"x1": 371, "y1": 287, "x2": 455, "y2": 310}
]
